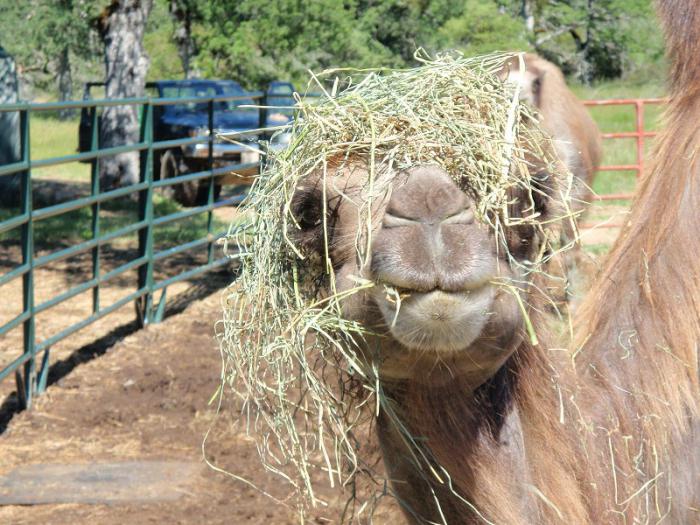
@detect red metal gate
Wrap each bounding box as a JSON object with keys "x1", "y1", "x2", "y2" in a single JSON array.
[{"x1": 583, "y1": 97, "x2": 664, "y2": 201}]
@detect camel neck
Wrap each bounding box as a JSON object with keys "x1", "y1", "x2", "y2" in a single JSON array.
[{"x1": 377, "y1": 362, "x2": 527, "y2": 523}]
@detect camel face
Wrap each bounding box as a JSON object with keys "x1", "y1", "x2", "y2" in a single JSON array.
[
  {"x1": 504, "y1": 67, "x2": 541, "y2": 107},
  {"x1": 291, "y1": 163, "x2": 531, "y2": 381}
]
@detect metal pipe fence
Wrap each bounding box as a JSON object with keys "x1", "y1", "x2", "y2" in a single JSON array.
[
  {"x1": 583, "y1": 97, "x2": 664, "y2": 200},
  {"x1": 0, "y1": 92, "x2": 268, "y2": 409},
  {"x1": 579, "y1": 97, "x2": 665, "y2": 229}
]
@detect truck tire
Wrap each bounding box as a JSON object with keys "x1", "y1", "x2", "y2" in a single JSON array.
[
  {"x1": 160, "y1": 149, "x2": 199, "y2": 207},
  {"x1": 194, "y1": 179, "x2": 222, "y2": 205}
]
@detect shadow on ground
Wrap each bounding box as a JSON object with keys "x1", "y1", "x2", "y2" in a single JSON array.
[{"x1": 0, "y1": 267, "x2": 235, "y2": 435}]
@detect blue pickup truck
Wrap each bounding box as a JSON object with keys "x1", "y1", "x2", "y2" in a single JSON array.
[{"x1": 79, "y1": 79, "x2": 268, "y2": 206}]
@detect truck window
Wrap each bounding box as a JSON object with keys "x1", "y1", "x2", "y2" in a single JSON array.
[{"x1": 162, "y1": 85, "x2": 219, "y2": 113}]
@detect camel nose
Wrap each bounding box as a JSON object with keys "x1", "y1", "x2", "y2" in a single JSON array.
[
  {"x1": 371, "y1": 166, "x2": 491, "y2": 293},
  {"x1": 385, "y1": 165, "x2": 472, "y2": 224}
]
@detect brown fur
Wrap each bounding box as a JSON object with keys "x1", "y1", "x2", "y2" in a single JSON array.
[
  {"x1": 389, "y1": 10, "x2": 700, "y2": 522},
  {"x1": 388, "y1": 6, "x2": 700, "y2": 522},
  {"x1": 290, "y1": 4, "x2": 700, "y2": 522}
]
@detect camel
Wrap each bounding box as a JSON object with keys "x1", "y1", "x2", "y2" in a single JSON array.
[
  {"x1": 285, "y1": 2, "x2": 699, "y2": 522},
  {"x1": 502, "y1": 54, "x2": 602, "y2": 304},
  {"x1": 502, "y1": 53, "x2": 601, "y2": 226}
]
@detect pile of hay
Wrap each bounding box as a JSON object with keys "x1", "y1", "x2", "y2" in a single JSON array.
[{"x1": 218, "y1": 52, "x2": 572, "y2": 519}]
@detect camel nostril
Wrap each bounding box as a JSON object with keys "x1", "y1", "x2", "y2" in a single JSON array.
[
  {"x1": 383, "y1": 212, "x2": 418, "y2": 229},
  {"x1": 442, "y1": 207, "x2": 475, "y2": 225},
  {"x1": 383, "y1": 207, "x2": 474, "y2": 229}
]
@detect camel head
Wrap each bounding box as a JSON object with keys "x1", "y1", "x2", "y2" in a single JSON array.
[
  {"x1": 224, "y1": 54, "x2": 574, "y2": 517},
  {"x1": 289, "y1": 158, "x2": 558, "y2": 386}
]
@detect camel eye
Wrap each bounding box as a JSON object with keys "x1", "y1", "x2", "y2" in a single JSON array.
[
  {"x1": 292, "y1": 190, "x2": 323, "y2": 231},
  {"x1": 298, "y1": 204, "x2": 322, "y2": 230},
  {"x1": 289, "y1": 187, "x2": 338, "y2": 257},
  {"x1": 532, "y1": 77, "x2": 542, "y2": 96}
]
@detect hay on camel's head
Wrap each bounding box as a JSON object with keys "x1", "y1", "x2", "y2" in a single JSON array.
[{"x1": 218, "y1": 51, "x2": 573, "y2": 519}]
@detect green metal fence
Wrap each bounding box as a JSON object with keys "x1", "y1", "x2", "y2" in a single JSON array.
[{"x1": 0, "y1": 92, "x2": 266, "y2": 409}]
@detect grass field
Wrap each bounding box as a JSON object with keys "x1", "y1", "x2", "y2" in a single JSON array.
[
  {"x1": 4, "y1": 111, "x2": 228, "y2": 248},
  {"x1": 30, "y1": 114, "x2": 90, "y2": 182},
  {"x1": 575, "y1": 79, "x2": 666, "y2": 201},
  {"x1": 4, "y1": 112, "x2": 228, "y2": 248}
]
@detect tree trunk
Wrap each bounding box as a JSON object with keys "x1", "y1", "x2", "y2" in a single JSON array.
[
  {"x1": 98, "y1": 0, "x2": 153, "y2": 189},
  {"x1": 57, "y1": 47, "x2": 74, "y2": 120},
  {"x1": 520, "y1": 0, "x2": 535, "y2": 34},
  {"x1": 579, "y1": 0, "x2": 592, "y2": 84},
  {"x1": 169, "y1": 1, "x2": 196, "y2": 78},
  {"x1": 0, "y1": 46, "x2": 21, "y2": 206}
]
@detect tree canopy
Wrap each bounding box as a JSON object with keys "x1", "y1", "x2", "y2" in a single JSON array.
[{"x1": 0, "y1": 0, "x2": 666, "y2": 99}]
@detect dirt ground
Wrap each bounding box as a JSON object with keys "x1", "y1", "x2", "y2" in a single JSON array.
[
  {"x1": 0, "y1": 195, "x2": 243, "y2": 400},
  {"x1": 0, "y1": 288, "x2": 399, "y2": 524}
]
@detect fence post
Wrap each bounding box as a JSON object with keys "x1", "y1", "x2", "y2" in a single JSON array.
[
  {"x1": 90, "y1": 107, "x2": 101, "y2": 314},
  {"x1": 259, "y1": 92, "x2": 268, "y2": 141},
  {"x1": 206, "y1": 99, "x2": 215, "y2": 264},
  {"x1": 16, "y1": 109, "x2": 37, "y2": 409},
  {"x1": 136, "y1": 101, "x2": 156, "y2": 326},
  {"x1": 635, "y1": 100, "x2": 645, "y2": 179}
]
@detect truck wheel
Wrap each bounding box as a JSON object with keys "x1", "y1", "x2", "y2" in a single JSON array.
[
  {"x1": 195, "y1": 180, "x2": 222, "y2": 205},
  {"x1": 160, "y1": 149, "x2": 199, "y2": 207}
]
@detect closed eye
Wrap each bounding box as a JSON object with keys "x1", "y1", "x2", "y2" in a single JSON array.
[{"x1": 289, "y1": 187, "x2": 340, "y2": 256}]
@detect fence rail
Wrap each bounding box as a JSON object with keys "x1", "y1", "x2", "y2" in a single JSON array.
[{"x1": 0, "y1": 94, "x2": 663, "y2": 409}]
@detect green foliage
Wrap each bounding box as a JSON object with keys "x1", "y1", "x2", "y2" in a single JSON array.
[
  {"x1": 0, "y1": 0, "x2": 668, "y2": 98},
  {"x1": 615, "y1": 0, "x2": 666, "y2": 79},
  {"x1": 193, "y1": 0, "x2": 664, "y2": 88},
  {"x1": 496, "y1": 0, "x2": 665, "y2": 82},
  {"x1": 537, "y1": 0, "x2": 627, "y2": 80},
  {"x1": 146, "y1": 1, "x2": 186, "y2": 80},
  {"x1": 0, "y1": 1, "x2": 94, "y2": 65},
  {"x1": 194, "y1": 0, "x2": 534, "y2": 87},
  {"x1": 194, "y1": 0, "x2": 386, "y2": 89},
  {"x1": 438, "y1": 1, "x2": 531, "y2": 55},
  {"x1": 356, "y1": 0, "x2": 464, "y2": 63},
  {"x1": 0, "y1": 0, "x2": 101, "y2": 96}
]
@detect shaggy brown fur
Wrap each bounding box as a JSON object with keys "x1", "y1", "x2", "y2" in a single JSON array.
[
  {"x1": 501, "y1": 54, "x2": 602, "y2": 304},
  {"x1": 502, "y1": 53, "x2": 602, "y2": 215},
  {"x1": 569, "y1": 0, "x2": 700, "y2": 519},
  {"x1": 378, "y1": 3, "x2": 700, "y2": 522},
  {"x1": 401, "y1": 3, "x2": 700, "y2": 521}
]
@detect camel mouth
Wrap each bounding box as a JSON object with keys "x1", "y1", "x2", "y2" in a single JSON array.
[{"x1": 374, "y1": 286, "x2": 495, "y2": 353}]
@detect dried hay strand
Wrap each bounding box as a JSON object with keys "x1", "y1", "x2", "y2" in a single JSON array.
[{"x1": 217, "y1": 51, "x2": 575, "y2": 519}]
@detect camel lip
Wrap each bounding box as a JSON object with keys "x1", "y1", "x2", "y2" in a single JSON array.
[
  {"x1": 372, "y1": 285, "x2": 496, "y2": 353},
  {"x1": 376, "y1": 286, "x2": 496, "y2": 352},
  {"x1": 391, "y1": 287, "x2": 493, "y2": 308},
  {"x1": 374, "y1": 282, "x2": 493, "y2": 302}
]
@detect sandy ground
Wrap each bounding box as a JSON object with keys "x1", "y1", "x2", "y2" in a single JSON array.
[{"x1": 0, "y1": 289, "x2": 399, "y2": 524}]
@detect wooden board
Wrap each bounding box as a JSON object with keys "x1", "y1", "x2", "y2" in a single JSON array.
[{"x1": 0, "y1": 461, "x2": 201, "y2": 505}]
